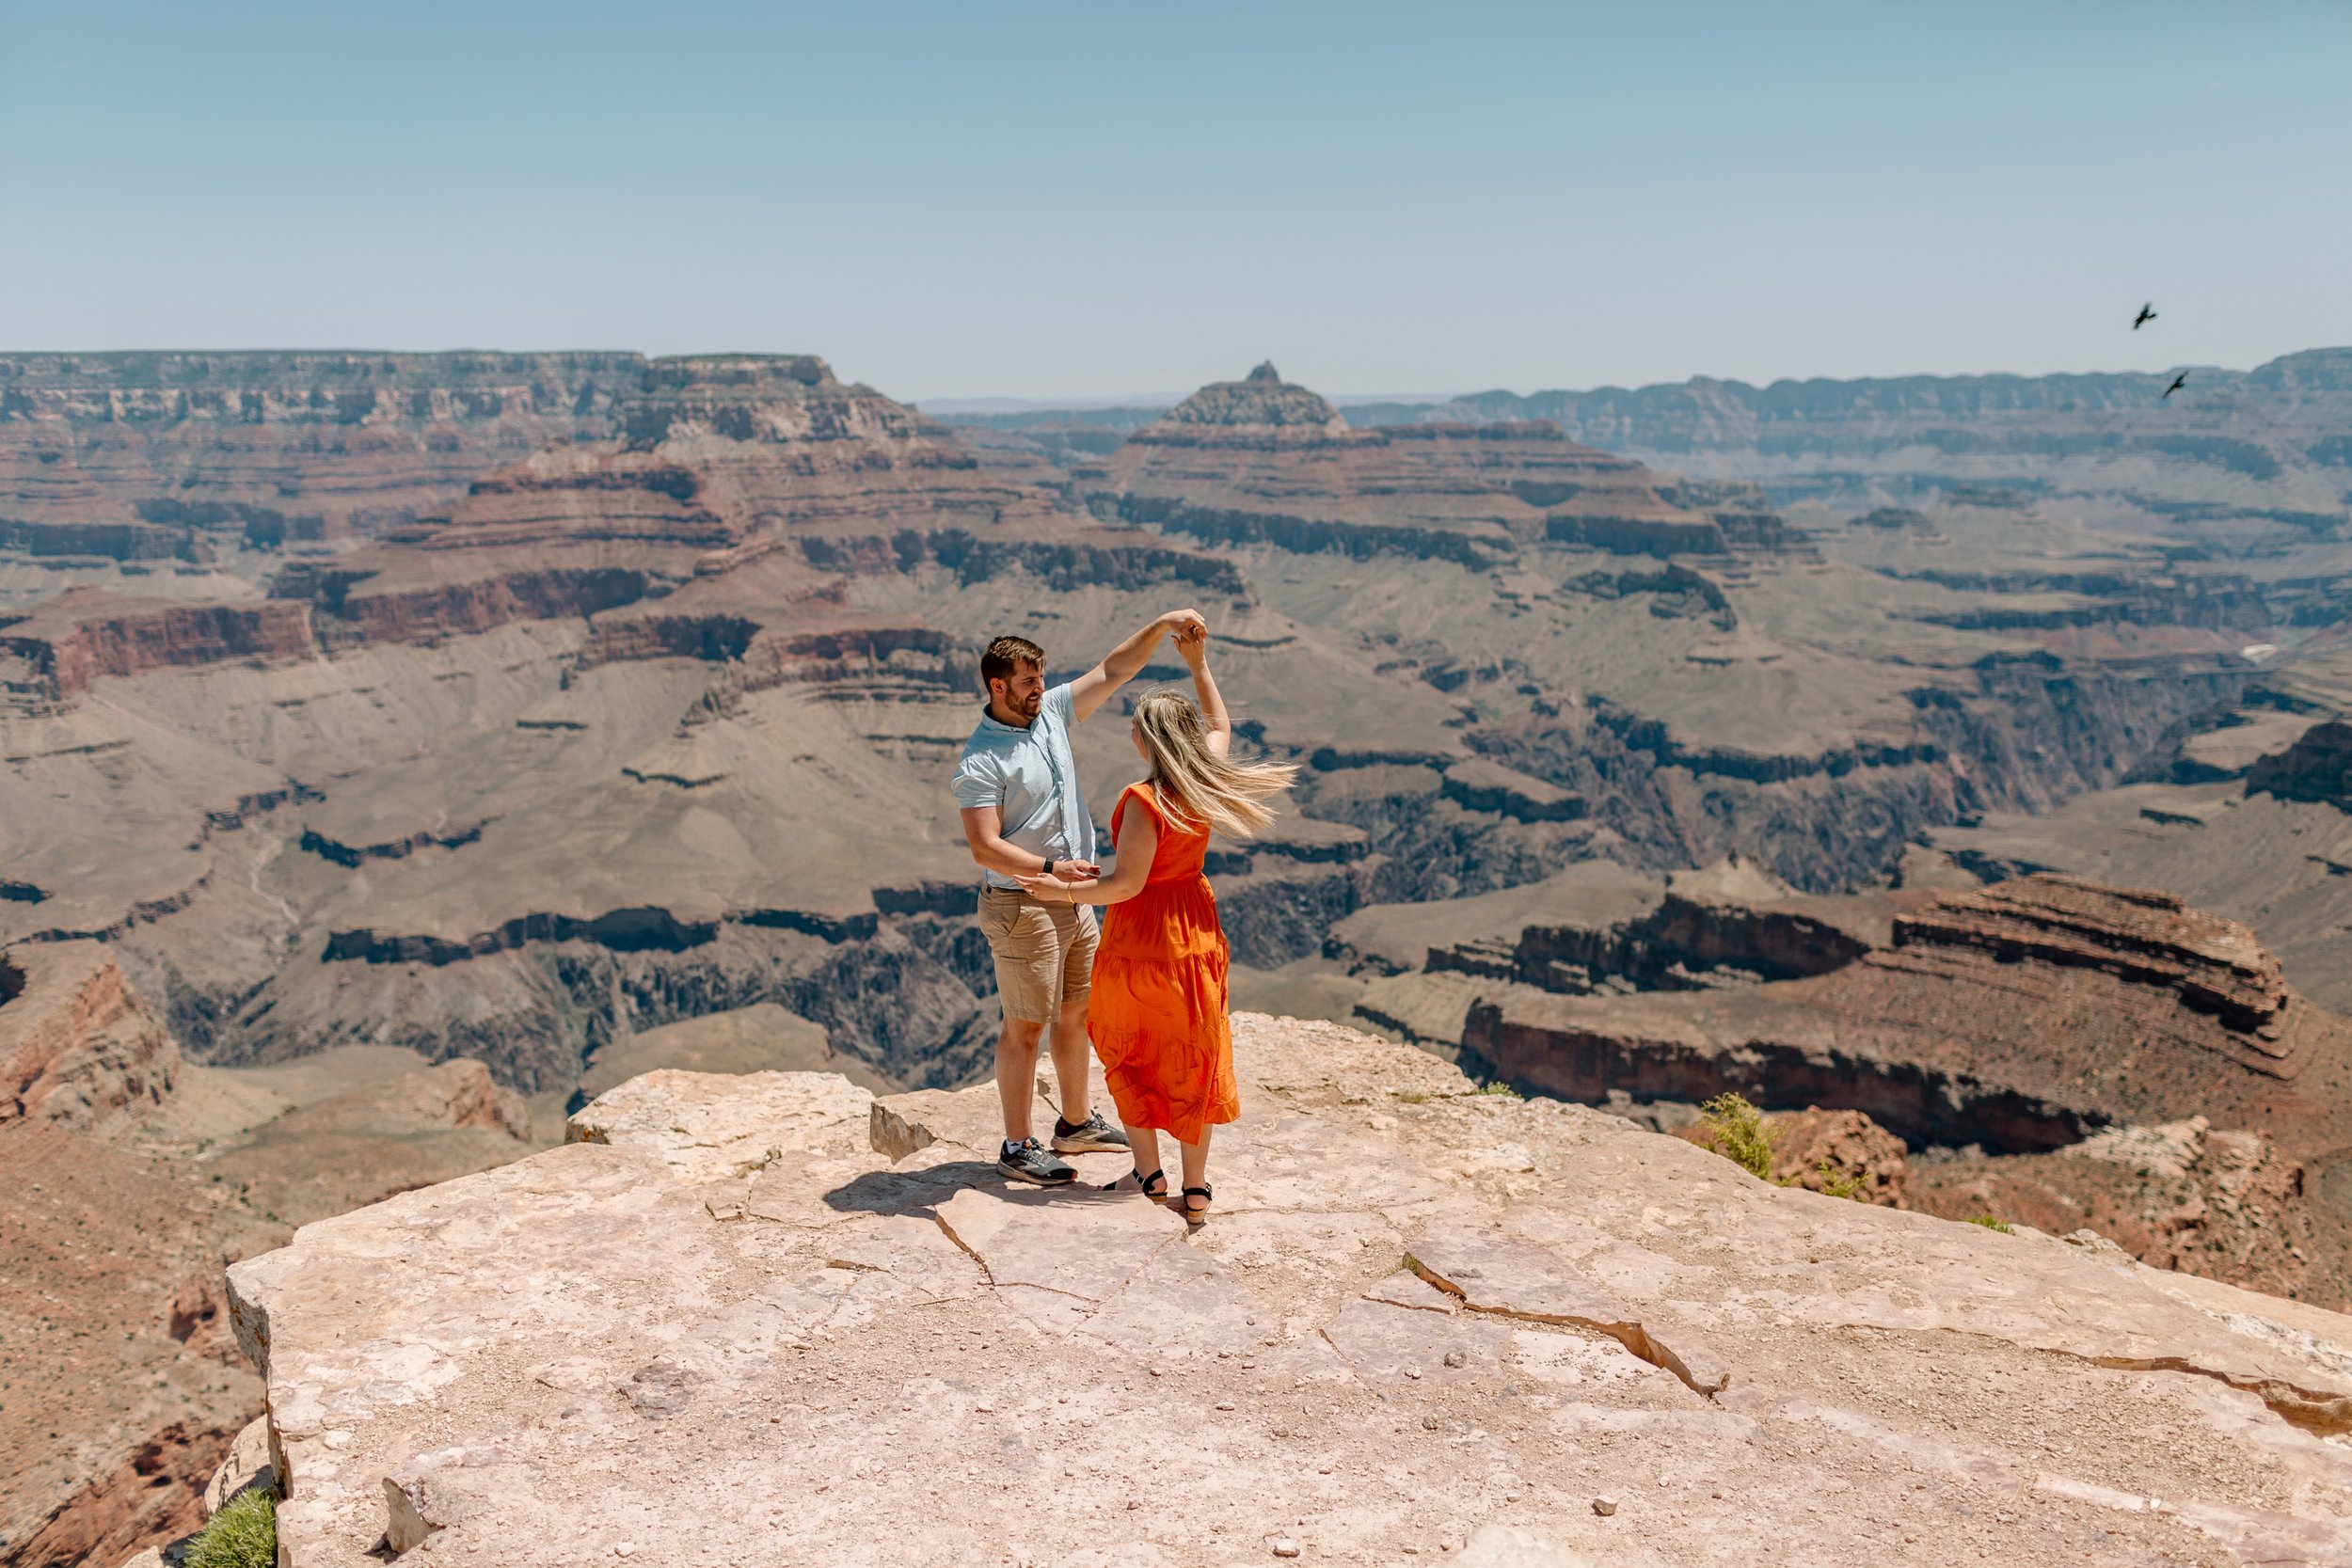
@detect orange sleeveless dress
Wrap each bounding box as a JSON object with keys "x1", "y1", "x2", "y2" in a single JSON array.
[{"x1": 1088, "y1": 782, "x2": 1238, "y2": 1144}]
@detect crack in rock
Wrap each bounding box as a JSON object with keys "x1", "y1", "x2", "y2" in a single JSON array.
[{"x1": 1406, "y1": 1239, "x2": 1730, "y2": 1397}]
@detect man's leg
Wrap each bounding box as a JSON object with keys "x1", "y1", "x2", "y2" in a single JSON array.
[
  {"x1": 995, "y1": 1015, "x2": 1046, "y2": 1143},
  {"x1": 1047, "y1": 989, "x2": 1092, "y2": 1128},
  {"x1": 980, "y1": 891, "x2": 1076, "y2": 1182},
  {"x1": 1045, "y1": 907, "x2": 1128, "y2": 1156}
]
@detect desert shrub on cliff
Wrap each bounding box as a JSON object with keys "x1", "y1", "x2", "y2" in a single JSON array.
[
  {"x1": 1813, "y1": 1159, "x2": 1874, "y2": 1201},
  {"x1": 1697, "y1": 1092, "x2": 1777, "y2": 1180},
  {"x1": 186, "y1": 1488, "x2": 276, "y2": 1568}
]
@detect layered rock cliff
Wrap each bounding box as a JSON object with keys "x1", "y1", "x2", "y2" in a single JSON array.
[
  {"x1": 0, "y1": 353, "x2": 635, "y2": 583},
  {"x1": 1088, "y1": 363, "x2": 1787, "y2": 570},
  {"x1": 1443, "y1": 873, "x2": 2352, "y2": 1305},
  {"x1": 0, "y1": 352, "x2": 2309, "y2": 1112}
]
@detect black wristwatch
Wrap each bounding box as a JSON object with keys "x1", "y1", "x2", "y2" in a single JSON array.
[{"x1": 1041, "y1": 859, "x2": 1057, "y2": 879}]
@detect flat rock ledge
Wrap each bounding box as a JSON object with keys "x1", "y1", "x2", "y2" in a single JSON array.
[{"x1": 223, "y1": 1016, "x2": 2352, "y2": 1567}]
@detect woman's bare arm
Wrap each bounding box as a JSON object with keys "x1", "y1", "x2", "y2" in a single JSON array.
[
  {"x1": 1014, "y1": 806, "x2": 1157, "y2": 907},
  {"x1": 1177, "y1": 623, "x2": 1232, "y2": 759}
]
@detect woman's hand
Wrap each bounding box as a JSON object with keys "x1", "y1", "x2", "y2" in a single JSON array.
[
  {"x1": 1014, "y1": 870, "x2": 1091, "y2": 902},
  {"x1": 1173, "y1": 619, "x2": 1208, "y2": 666}
]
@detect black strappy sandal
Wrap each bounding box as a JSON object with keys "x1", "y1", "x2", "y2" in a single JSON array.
[
  {"x1": 1181, "y1": 1182, "x2": 1213, "y2": 1224},
  {"x1": 1102, "y1": 1167, "x2": 1167, "y2": 1201}
]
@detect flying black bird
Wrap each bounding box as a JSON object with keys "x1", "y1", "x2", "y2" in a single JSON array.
[
  {"x1": 2163, "y1": 372, "x2": 2188, "y2": 400},
  {"x1": 2134, "y1": 303, "x2": 2157, "y2": 330}
]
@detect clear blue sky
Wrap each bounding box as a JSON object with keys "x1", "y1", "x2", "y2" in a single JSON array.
[{"x1": 3, "y1": 2, "x2": 2347, "y2": 403}]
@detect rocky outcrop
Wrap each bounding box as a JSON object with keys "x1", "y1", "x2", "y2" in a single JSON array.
[
  {"x1": 0, "y1": 937, "x2": 557, "y2": 1568},
  {"x1": 1892, "y1": 875, "x2": 2293, "y2": 1053},
  {"x1": 1912, "y1": 1117, "x2": 2329, "y2": 1303},
  {"x1": 1458, "y1": 874, "x2": 2352, "y2": 1304},
  {"x1": 2247, "y1": 719, "x2": 2352, "y2": 809},
  {"x1": 1093, "y1": 365, "x2": 1783, "y2": 568},
  {"x1": 0, "y1": 589, "x2": 317, "y2": 698},
  {"x1": 0, "y1": 941, "x2": 179, "y2": 1133},
  {"x1": 1136, "y1": 360, "x2": 1348, "y2": 435},
  {"x1": 221, "y1": 1016, "x2": 2352, "y2": 1566},
  {"x1": 1432, "y1": 861, "x2": 1877, "y2": 995},
  {"x1": 8, "y1": 1419, "x2": 242, "y2": 1568}
]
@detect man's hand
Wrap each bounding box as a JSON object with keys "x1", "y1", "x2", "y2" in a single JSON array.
[
  {"x1": 1071, "y1": 609, "x2": 1208, "y2": 721},
  {"x1": 1046, "y1": 858, "x2": 1101, "y2": 880},
  {"x1": 1161, "y1": 608, "x2": 1207, "y2": 642}
]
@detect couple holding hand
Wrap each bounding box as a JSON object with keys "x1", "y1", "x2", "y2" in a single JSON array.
[{"x1": 950, "y1": 610, "x2": 1294, "y2": 1221}]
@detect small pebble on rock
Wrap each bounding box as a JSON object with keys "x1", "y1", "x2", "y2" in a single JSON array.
[
  {"x1": 1271, "y1": 1539, "x2": 1301, "y2": 1559},
  {"x1": 1592, "y1": 1496, "x2": 1619, "y2": 1517},
  {"x1": 1443, "y1": 1351, "x2": 1467, "y2": 1368}
]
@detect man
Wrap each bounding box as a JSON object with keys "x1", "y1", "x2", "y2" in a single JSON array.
[{"x1": 953, "y1": 609, "x2": 1207, "y2": 1183}]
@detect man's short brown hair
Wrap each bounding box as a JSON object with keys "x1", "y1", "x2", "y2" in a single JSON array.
[{"x1": 981, "y1": 634, "x2": 1045, "y2": 690}]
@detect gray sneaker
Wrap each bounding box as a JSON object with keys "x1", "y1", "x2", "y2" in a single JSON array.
[
  {"x1": 997, "y1": 1137, "x2": 1076, "y2": 1185},
  {"x1": 1050, "y1": 1110, "x2": 1130, "y2": 1155}
]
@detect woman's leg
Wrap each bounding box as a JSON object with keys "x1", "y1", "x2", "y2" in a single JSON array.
[
  {"x1": 1177, "y1": 1125, "x2": 1213, "y2": 1213},
  {"x1": 1124, "y1": 1125, "x2": 1165, "y2": 1191}
]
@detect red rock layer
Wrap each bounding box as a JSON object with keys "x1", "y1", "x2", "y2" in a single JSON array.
[
  {"x1": 276, "y1": 356, "x2": 1233, "y2": 661},
  {"x1": 1466, "y1": 875, "x2": 2352, "y2": 1159},
  {"x1": 1891, "y1": 874, "x2": 2293, "y2": 1057},
  {"x1": 0, "y1": 940, "x2": 180, "y2": 1132},
  {"x1": 0, "y1": 587, "x2": 315, "y2": 698},
  {"x1": 5, "y1": 1416, "x2": 239, "y2": 1568}
]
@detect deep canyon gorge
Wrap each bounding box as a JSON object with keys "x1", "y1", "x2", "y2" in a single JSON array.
[{"x1": 11, "y1": 344, "x2": 2352, "y2": 1564}]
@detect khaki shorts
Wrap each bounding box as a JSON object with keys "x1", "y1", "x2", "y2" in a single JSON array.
[{"x1": 978, "y1": 887, "x2": 1098, "y2": 1024}]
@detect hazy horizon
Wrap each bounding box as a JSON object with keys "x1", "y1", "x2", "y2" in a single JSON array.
[{"x1": 6, "y1": 1, "x2": 2349, "y2": 402}]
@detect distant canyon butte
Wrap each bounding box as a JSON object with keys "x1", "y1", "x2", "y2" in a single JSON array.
[{"x1": 8, "y1": 347, "x2": 2352, "y2": 1275}]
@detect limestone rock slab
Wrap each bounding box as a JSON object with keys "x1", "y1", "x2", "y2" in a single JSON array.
[
  {"x1": 564, "y1": 1067, "x2": 873, "y2": 1183},
  {"x1": 935, "y1": 1185, "x2": 1184, "y2": 1301},
  {"x1": 224, "y1": 1019, "x2": 2352, "y2": 1567}
]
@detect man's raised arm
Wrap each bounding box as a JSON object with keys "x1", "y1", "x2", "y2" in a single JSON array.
[{"x1": 1067, "y1": 608, "x2": 1206, "y2": 721}]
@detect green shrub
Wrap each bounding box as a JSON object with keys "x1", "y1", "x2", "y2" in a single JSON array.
[
  {"x1": 185, "y1": 1488, "x2": 276, "y2": 1568},
  {"x1": 1814, "y1": 1160, "x2": 1874, "y2": 1202},
  {"x1": 1965, "y1": 1213, "x2": 2014, "y2": 1234},
  {"x1": 1474, "y1": 1080, "x2": 1521, "y2": 1100},
  {"x1": 1697, "y1": 1092, "x2": 1776, "y2": 1180},
  {"x1": 1394, "y1": 1089, "x2": 1429, "y2": 1104}
]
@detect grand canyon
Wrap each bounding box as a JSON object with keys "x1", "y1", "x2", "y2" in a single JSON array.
[{"x1": 11, "y1": 343, "x2": 2352, "y2": 1566}]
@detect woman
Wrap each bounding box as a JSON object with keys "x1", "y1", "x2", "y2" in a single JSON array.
[{"x1": 1016, "y1": 623, "x2": 1295, "y2": 1222}]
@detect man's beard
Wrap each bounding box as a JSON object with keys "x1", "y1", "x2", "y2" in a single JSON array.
[{"x1": 1014, "y1": 691, "x2": 1042, "y2": 717}]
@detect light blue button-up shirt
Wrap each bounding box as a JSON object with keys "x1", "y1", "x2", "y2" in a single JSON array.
[{"x1": 950, "y1": 682, "x2": 1097, "y2": 891}]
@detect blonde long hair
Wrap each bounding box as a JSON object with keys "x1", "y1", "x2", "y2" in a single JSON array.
[{"x1": 1132, "y1": 689, "x2": 1298, "y2": 839}]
